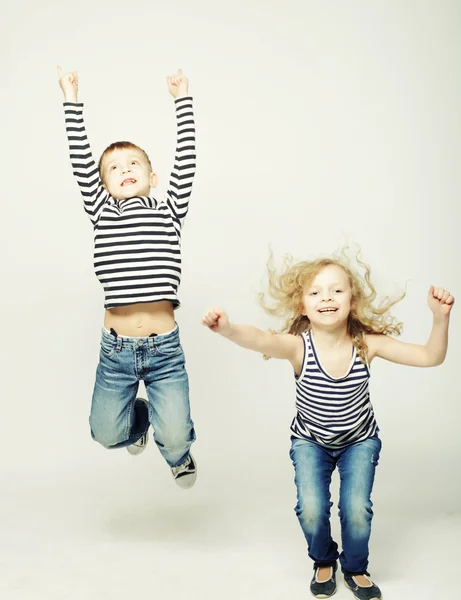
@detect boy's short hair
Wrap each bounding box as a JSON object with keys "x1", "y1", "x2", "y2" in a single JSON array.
[{"x1": 98, "y1": 141, "x2": 153, "y2": 183}]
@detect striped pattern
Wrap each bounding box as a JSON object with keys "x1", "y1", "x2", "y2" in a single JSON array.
[
  {"x1": 64, "y1": 97, "x2": 196, "y2": 309},
  {"x1": 291, "y1": 331, "x2": 378, "y2": 448}
]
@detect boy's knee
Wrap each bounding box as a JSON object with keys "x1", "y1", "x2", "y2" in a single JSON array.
[
  {"x1": 154, "y1": 424, "x2": 195, "y2": 453},
  {"x1": 89, "y1": 419, "x2": 125, "y2": 449}
]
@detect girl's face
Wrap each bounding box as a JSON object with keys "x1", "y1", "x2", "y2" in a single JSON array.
[{"x1": 302, "y1": 264, "x2": 354, "y2": 329}]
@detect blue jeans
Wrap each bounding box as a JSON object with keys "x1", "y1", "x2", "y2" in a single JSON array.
[
  {"x1": 289, "y1": 435, "x2": 382, "y2": 575},
  {"x1": 89, "y1": 326, "x2": 195, "y2": 468}
]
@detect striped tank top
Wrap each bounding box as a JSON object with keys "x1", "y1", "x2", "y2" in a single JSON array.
[{"x1": 291, "y1": 330, "x2": 378, "y2": 448}]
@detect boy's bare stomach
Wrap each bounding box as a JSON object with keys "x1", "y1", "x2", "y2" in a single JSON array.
[{"x1": 104, "y1": 301, "x2": 176, "y2": 337}]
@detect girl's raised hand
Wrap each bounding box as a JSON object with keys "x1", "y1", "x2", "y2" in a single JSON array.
[
  {"x1": 57, "y1": 66, "x2": 79, "y2": 102},
  {"x1": 201, "y1": 308, "x2": 230, "y2": 334},
  {"x1": 166, "y1": 68, "x2": 189, "y2": 99},
  {"x1": 428, "y1": 286, "x2": 455, "y2": 318}
]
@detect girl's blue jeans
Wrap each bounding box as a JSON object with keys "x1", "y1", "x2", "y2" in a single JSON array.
[{"x1": 289, "y1": 435, "x2": 382, "y2": 575}]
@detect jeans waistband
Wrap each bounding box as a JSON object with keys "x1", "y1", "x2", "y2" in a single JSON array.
[{"x1": 101, "y1": 324, "x2": 179, "y2": 350}]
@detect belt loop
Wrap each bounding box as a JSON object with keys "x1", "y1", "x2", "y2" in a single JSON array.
[{"x1": 116, "y1": 336, "x2": 123, "y2": 352}]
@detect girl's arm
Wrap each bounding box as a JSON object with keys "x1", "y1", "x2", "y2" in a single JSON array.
[
  {"x1": 58, "y1": 66, "x2": 109, "y2": 227},
  {"x1": 367, "y1": 286, "x2": 454, "y2": 367},
  {"x1": 202, "y1": 308, "x2": 303, "y2": 364}
]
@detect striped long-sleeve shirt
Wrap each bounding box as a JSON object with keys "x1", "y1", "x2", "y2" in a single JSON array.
[
  {"x1": 64, "y1": 97, "x2": 196, "y2": 309},
  {"x1": 291, "y1": 330, "x2": 378, "y2": 448}
]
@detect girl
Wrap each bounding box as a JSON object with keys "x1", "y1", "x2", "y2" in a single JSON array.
[{"x1": 202, "y1": 251, "x2": 454, "y2": 599}]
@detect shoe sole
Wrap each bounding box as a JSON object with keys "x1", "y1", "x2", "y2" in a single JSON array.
[
  {"x1": 312, "y1": 590, "x2": 336, "y2": 599},
  {"x1": 174, "y1": 472, "x2": 197, "y2": 488},
  {"x1": 126, "y1": 444, "x2": 147, "y2": 456},
  {"x1": 126, "y1": 434, "x2": 148, "y2": 456},
  {"x1": 126, "y1": 446, "x2": 147, "y2": 455},
  {"x1": 344, "y1": 581, "x2": 381, "y2": 600},
  {"x1": 174, "y1": 465, "x2": 197, "y2": 488}
]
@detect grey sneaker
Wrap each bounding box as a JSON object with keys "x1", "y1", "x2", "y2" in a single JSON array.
[
  {"x1": 344, "y1": 572, "x2": 381, "y2": 600},
  {"x1": 171, "y1": 454, "x2": 197, "y2": 489},
  {"x1": 126, "y1": 398, "x2": 148, "y2": 456},
  {"x1": 310, "y1": 562, "x2": 337, "y2": 598}
]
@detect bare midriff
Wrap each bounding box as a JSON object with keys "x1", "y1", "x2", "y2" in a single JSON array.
[{"x1": 104, "y1": 300, "x2": 176, "y2": 337}]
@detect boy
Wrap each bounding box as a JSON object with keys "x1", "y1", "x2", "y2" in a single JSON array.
[{"x1": 58, "y1": 65, "x2": 197, "y2": 489}]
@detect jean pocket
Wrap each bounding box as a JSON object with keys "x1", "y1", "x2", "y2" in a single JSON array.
[
  {"x1": 156, "y1": 339, "x2": 183, "y2": 357},
  {"x1": 370, "y1": 435, "x2": 382, "y2": 451},
  {"x1": 100, "y1": 337, "x2": 116, "y2": 358},
  {"x1": 371, "y1": 453, "x2": 380, "y2": 466},
  {"x1": 369, "y1": 436, "x2": 382, "y2": 465}
]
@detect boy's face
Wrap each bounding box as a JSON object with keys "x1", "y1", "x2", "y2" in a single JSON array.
[
  {"x1": 302, "y1": 265, "x2": 354, "y2": 329},
  {"x1": 101, "y1": 148, "x2": 157, "y2": 200}
]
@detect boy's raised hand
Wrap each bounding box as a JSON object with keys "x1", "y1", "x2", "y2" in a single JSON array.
[
  {"x1": 428, "y1": 286, "x2": 455, "y2": 318},
  {"x1": 166, "y1": 68, "x2": 189, "y2": 99},
  {"x1": 202, "y1": 308, "x2": 231, "y2": 334},
  {"x1": 57, "y1": 66, "x2": 78, "y2": 103}
]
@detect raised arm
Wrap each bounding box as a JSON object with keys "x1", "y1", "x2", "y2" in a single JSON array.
[
  {"x1": 367, "y1": 286, "x2": 455, "y2": 367},
  {"x1": 58, "y1": 66, "x2": 109, "y2": 227},
  {"x1": 202, "y1": 308, "x2": 303, "y2": 367},
  {"x1": 165, "y1": 69, "x2": 196, "y2": 227}
]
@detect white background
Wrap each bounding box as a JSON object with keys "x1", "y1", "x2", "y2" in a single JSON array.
[{"x1": 1, "y1": 1, "x2": 460, "y2": 599}]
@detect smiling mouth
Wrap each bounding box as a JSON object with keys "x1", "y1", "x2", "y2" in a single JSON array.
[
  {"x1": 121, "y1": 178, "x2": 137, "y2": 187},
  {"x1": 318, "y1": 308, "x2": 338, "y2": 313}
]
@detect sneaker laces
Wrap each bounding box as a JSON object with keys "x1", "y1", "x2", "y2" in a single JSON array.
[{"x1": 172, "y1": 456, "x2": 191, "y2": 476}]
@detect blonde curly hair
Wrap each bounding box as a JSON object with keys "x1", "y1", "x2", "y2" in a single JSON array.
[{"x1": 259, "y1": 248, "x2": 405, "y2": 363}]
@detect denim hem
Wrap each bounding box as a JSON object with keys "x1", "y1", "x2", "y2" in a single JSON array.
[{"x1": 313, "y1": 559, "x2": 338, "y2": 569}]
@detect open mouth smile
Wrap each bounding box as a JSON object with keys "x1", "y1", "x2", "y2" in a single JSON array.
[{"x1": 121, "y1": 178, "x2": 137, "y2": 187}]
